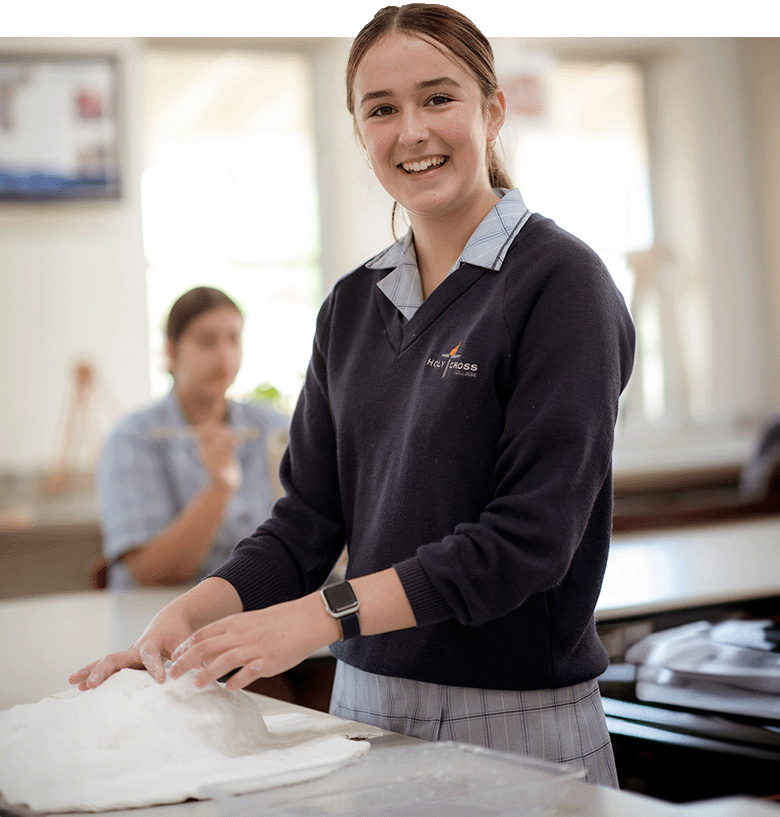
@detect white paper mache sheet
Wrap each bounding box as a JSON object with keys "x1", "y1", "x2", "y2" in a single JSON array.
[{"x1": 0, "y1": 667, "x2": 380, "y2": 813}]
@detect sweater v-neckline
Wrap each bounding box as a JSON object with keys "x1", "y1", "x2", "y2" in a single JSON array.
[{"x1": 375, "y1": 264, "x2": 489, "y2": 355}]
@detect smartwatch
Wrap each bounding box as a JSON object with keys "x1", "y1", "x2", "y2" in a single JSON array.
[{"x1": 320, "y1": 581, "x2": 361, "y2": 640}]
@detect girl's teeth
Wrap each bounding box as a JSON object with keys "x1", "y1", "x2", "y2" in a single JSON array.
[{"x1": 403, "y1": 157, "x2": 444, "y2": 173}]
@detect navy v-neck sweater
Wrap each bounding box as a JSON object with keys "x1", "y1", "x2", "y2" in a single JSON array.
[{"x1": 212, "y1": 213, "x2": 635, "y2": 690}]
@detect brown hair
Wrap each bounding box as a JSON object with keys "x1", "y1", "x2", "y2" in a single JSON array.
[
  {"x1": 346, "y1": 3, "x2": 513, "y2": 233},
  {"x1": 166, "y1": 286, "x2": 241, "y2": 345}
]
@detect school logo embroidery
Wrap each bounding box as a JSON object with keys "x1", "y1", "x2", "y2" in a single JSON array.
[{"x1": 426, "y1": 340, "x2": 479, "y2": 378}]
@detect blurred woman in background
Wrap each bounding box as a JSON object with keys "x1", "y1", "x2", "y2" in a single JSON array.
[{"x1": 97, "y1": 286, "x2": 288, "y2": 589}]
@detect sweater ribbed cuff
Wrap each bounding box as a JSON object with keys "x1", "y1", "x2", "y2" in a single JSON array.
[
  {"x1": 208, "y1": 548, "x2": 297, "y2": 612},
  {"x1": 394, "y1": 556, "x2": 454, "y2": 628}
]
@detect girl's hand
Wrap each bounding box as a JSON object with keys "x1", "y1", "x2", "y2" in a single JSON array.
[
  {"x1": 195, "y1": 419, "x2": 241, "y2": 491},
  {"x1": 68, "y1": 609, "x2": 193, "y2": 690},
  {"x1": 68, "y1": 578, "x2": 243, "y2": 691},
  {"x1": 167, "y1": 593, "x2": 340, "y2": 691}
]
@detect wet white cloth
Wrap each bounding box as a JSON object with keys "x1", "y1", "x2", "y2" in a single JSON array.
[{"x1": 0, "y1": 668, "x2": 378, "y2": 813}]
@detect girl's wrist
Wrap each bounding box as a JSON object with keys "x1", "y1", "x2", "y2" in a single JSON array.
[
  {"x1": 303, "y1": 591, "x2": 342, "y2": 645},
  {"x1": 207, "y1": 471, "x2": 238, "y2": 494}
]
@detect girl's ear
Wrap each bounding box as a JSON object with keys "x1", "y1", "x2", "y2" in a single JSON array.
[
  {"x1": 165, "y1": 339, "x2": 177, "y2": 376},
  {"x1": 354, "y1": 120, "x2": 367, "y2": 151},
  {"x1": 487, "y1": 88, "x2": 507, "y2": 142}
]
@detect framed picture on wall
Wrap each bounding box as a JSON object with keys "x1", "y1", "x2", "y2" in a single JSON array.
[{"x1": 0, "y1": 54, "x2": 121, "y2": 201}]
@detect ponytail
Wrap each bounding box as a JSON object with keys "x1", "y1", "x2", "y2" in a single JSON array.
[{"x1": 488, "y1": 145, "x2": 513, "y2": 190}]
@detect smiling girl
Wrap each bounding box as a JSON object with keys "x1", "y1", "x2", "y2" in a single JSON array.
[{"x1": 72, "y1": 5, "x2": 634, "y2": 786}]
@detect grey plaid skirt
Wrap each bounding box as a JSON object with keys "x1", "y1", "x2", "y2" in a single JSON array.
[{"x1": 329, "y1": 660, "x2": 619, "y2": 788}]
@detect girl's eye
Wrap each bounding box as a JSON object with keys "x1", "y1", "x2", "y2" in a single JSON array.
[
  {"x1": 193, "y1": 332, "x2": 217, "y2": 349},
  {"x1": 370, "y1": 105, "x2": 395, "y2": 118},
  {"x1": 428, "y1": 94, "x2": 453, "y2": 106}
]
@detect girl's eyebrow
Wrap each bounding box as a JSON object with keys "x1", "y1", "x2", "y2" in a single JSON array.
[
  {"x1": 417, "y1": 76, "x2": 461, "y2": 91},
  {"x1": 360, "y1": 76, "x2": 462, "y2": 107}
]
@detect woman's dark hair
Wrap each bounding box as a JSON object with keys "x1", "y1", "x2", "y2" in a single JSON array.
[
  {"x1": 166, "y1": 286, "x2": 241, "y2": 345},
  {"x1": 346, "y1": 3, "x2": 513, "y2": 235}
]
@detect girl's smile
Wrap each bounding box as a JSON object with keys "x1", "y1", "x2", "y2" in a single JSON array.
[{"x1": 400, "y1": 155, "x2": 448, "y2": 174}]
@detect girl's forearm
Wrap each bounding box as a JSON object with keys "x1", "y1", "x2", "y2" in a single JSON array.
[
  {"x1": 338, "y1": 568, "x2": 416, "y2": 636},
  {"x1": 122, "y1": 483, "x2": 234, "y2": 585},
  {"x1": 161, "y1": 576, "x2": 244, "y2": 632}
]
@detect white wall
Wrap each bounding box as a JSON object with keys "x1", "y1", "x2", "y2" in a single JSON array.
[
  {"x1": 643, "y1": 38, "x2": 774, "y2": 423},
  {"x1": 740, "y1": 38, "x2": 780, "y2": 405},
  {"x1": 0, "y1": 38, "x2": 149, "y2": 471}
]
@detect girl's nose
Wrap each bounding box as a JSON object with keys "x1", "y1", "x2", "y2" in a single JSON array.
[
  {"x1": 219, "y1": 341, "x2": 240, "y2": 366},
  {"x1": 398, "y1": 109, "x2": 427, "y2": 146}
]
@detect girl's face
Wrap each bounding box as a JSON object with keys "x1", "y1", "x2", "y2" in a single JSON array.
[
  {"x1": 168, "y1": 305, "x2": 243, "y2": 400},
  {"x1": 353, "y1": 32, "x2": 505, "y2": 227}
]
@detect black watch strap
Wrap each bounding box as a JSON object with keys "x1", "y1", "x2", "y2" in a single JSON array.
[{"x1": 338, "y1": 610, "x2": 361, "y2": 640}]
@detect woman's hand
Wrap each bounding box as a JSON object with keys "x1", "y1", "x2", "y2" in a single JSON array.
[
  {"x1": 167, "y1": 593, "x2": 340, "y2": 691},
  {"x1": 195, "y1": 419, "x2": 241, "y2": 491}
]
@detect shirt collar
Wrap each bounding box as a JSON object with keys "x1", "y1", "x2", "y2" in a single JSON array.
[
  {"x1": 369, "y1": 188, "x2": 531, "y2": 321},
  {"x1": 163, "y1": 388, "x2": 238, "y2": 430},
  {"x1": 164, "y1": 388, "x2": 190, "y2": 427}
]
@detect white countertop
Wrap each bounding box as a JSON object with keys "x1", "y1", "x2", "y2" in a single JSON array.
[
  {"x1": 597, "y1": 515, "x2": 780, "y2": 621},
  {"x1": 1, "y1": 587, "x2": 184, "y2": 708}
]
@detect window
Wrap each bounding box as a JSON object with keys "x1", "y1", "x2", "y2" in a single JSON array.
[
  {"x1": 499, "y1": 49, "x2": 767, "y2": 477},
  {"x1": 506, "y1": 60, "x2": 652, "y2": 299},
  {"x1": 503, "y1": 58, "x2": 654, "y2": 422},
  {"x1": 141, "y1": 48, "x2": 319, "y2": 413}
]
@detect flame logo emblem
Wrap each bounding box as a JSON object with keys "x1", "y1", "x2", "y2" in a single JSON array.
[{"x1": 441, "y1": 342, "x2": 462, "y2": 378}]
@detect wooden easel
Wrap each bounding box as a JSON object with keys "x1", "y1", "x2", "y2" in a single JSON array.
[{"x1": 42, "y1": 359, "x2": 117, "y2": 495}]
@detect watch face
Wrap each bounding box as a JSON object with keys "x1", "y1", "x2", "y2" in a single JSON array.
[{"x1": 323, "y1": 582, "x2": 358, "y2": 613}]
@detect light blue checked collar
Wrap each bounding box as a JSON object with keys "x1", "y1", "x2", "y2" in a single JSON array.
[{"x1": 368, "y1": 188, "x2": 531, "y2": 321}]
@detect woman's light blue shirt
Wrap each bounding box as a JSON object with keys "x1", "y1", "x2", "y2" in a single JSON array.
[{"x1": 97, "y1": 390, "x2": 288, "y2": 589}]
